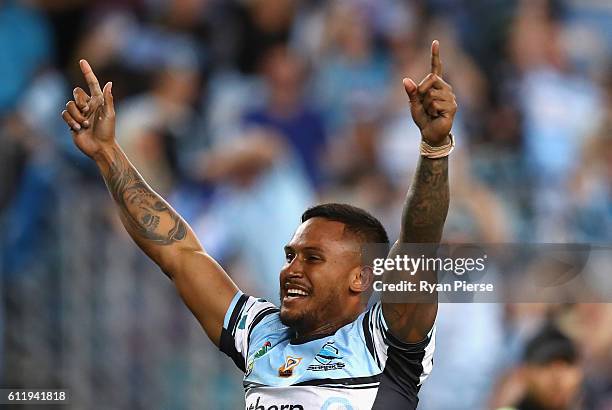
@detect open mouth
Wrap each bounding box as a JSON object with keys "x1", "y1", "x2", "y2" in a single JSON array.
[{"x1": 283, "y1": 285, "x2": 311, "y2": 302}]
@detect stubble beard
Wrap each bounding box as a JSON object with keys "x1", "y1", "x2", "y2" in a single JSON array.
[{"x1": 279, "y1": 287, "x2": 342, "y2": 335}]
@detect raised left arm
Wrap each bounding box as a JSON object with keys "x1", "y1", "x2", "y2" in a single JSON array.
[{"x1": 382, "y1": 40, "x2": 456, "y2": 343}]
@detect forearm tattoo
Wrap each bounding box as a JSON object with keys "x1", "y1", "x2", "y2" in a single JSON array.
[
  {"x1": 401, "y1": 157, "x2": 449, "y2": 242},
  {"x1": 104, "y1": 147, "x2": 187, "y2": 245}
]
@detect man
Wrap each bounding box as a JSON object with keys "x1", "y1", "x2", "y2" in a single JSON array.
[
  {"x1": 494, "y1": 325, "x2": 583, "y2": 410},
  {"x1": 61, "y1": 40, "x2": 456, "y2": 409}
]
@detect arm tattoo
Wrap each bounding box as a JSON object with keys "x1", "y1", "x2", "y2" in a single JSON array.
[
  {"x1": 104, "y1": 147, "x2": 187, "y2": 245},
  {"x1": 380, "y1": 157, "x2": 446, "y2": 341},
  {"x1": 401, "y1": 157, "x2": 449, "y2": 243}
]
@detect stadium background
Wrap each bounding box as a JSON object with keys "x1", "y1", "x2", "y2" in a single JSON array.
[{"x1": 0, "y1": 0, "x2": 611, "y2": 408}]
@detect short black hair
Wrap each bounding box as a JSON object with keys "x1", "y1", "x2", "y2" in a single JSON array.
[
  {"x1": 301, "y1": 203, "x2": 390, "y2": 245},
  {"x1": 523, "y1": 324, "x2": 578, "y2": 365}
]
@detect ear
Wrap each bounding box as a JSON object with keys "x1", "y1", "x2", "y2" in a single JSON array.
[{"x1": 349, "y1": 265, "x2": 374, "y2": 294}]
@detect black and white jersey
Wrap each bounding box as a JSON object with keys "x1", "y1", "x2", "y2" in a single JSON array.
[{"x1": 219, "y1": 291, "x2": 435, "y2": 410}]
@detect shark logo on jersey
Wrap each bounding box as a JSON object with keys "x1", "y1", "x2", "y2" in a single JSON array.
[
  {"x1": 246, "y1": 341, "x2": 272, "y2": 377},
  {"x1": 278, "y1": 356, "x2": 302, "y2": 377},
  {"x1": 314, "y1": 341, "x2": 343, "y2": 364},
  {"x1": 308, "y1": 341, "x2": 345, "y2": 371}
]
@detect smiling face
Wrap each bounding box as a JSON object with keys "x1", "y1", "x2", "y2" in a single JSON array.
[{"x1": 279, "y1": 217, "x2": 368, "y2": 336}]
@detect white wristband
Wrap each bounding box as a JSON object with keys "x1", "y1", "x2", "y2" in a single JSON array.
[{"x1": 420, "y1": 133, "x2": 455, "y2": 158}]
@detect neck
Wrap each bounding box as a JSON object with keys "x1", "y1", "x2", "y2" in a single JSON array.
[{"x1": 292, "y1": 310, "x2": 362, "y2": 343}]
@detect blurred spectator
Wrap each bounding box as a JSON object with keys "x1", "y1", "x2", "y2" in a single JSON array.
[
  {"x1": 491, "y1": 324, "x2": 583, "y2": 410},
  {"x1": 568, "y1": 72, "x2": 612, "y2": 241},
  {"x1": 1, "y1": 68, "x2": 75, "y2": 277},
  {"x1": 314, "y1": 1, "x2": 391, "y2": 132},
  {"x1": 509, "y1": 0, "x2": 603, "y2": 240},
  {"x1": 0, "y1": 0, "x2": 52, "y2": 115},
  {"x1": 559, "y1": 304, "x2": 612, "y2": 409},
  {"x1": 419, "y1": 302, "x2": 506, "y2": 410},
  {"x1": 0, "y1": 115, "x2": 29, "y2": 212},
  {"x1": 243, "y1": 45, "x2": 327, "y2": 187},
  {"x1": 193, "y1": 129, "x2": 314, "y2": 302},
  {"x1": 232, "y1": 0, "x2": 296, "y2": 74},
  {"x1": 116, "y1": 58, "x2": 202, "y2": 193}
]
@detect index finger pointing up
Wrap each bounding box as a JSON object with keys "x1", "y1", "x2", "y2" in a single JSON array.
[
  {"x1": 79, "y1": 59, "x2": 102, "y2": 97},
  {"x1": 430, "y1": 40, "x2": 442, "y2": 76}
]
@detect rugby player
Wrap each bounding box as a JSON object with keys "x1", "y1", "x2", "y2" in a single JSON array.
[{"x1": 61, "y1": 40, "x2": 457, "y2": 409}]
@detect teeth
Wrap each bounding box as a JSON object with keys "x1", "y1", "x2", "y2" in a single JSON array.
[{"x1": 287, "y1": 288, "x2": 308, "y2": 296}]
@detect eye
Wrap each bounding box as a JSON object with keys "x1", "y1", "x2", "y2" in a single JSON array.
[
  {"x1": 285, "y1": 252, "x2": 295, "y2": 263},
  {"x1": 306, "y1": 255, "x2": 322, "y2": 262}
]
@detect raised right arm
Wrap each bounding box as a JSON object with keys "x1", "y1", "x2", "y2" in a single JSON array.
[{"x1": 61, "y1": 60, "x2": 238, "y2": 346}]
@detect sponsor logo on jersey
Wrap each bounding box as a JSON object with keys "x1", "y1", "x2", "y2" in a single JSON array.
[
  {"x1": 278, "y1": 356, "x2": 302, "y2": 377},
  {"x1": 254, "y1": 341, "x2": 272, "y2": 359},
  {"x1": 247, "y1": 396, "x2": 304, "y2": 410},
  {"x1": 307, "y1": 341, "x2": 345, "y2": 371},
  {"x1": 246, "y1": 341, "x2": 272, "y2": 377}
]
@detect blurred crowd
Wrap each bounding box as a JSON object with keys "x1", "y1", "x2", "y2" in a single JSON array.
[{"x1": 0, "y1": 0, "x2": 611, "y2": 409}]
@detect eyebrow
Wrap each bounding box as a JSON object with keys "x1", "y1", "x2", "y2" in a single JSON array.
[{"x1": 284, "y1": 245, "x2": 324, "y2": 253}]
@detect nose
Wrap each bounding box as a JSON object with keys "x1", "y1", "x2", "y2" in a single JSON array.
[
  {"x1": 280, "y1": 256, "x2": 305, "y2": 280},
  {"x1": 286, "y1": 269, "x2": 304, "y2": 280}
]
